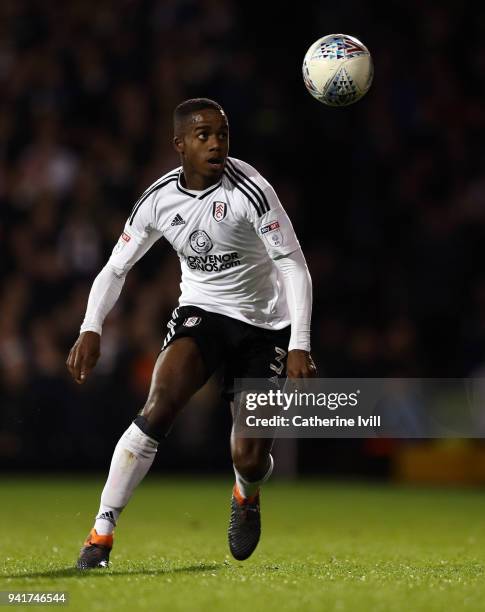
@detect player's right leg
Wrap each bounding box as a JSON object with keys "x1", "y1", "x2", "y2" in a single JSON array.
[{"x1": 77, "y1": 337, "x2": 209, "y2": 569}]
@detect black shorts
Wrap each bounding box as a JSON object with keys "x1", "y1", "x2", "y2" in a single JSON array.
[{"x1": 161, "y1": 305, "x2": 290, "y2": 397}]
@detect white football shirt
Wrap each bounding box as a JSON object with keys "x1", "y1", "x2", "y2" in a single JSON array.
[{"x1": 108, "y1": 157, "x2": 301, "y2": 330}]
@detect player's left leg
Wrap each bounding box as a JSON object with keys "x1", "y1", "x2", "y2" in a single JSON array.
[
  {"x1": 225, "y1": 323, "x2": 289, "y2": 560},
  {"x1": 228, "y1": 429, "x2": 274, "y2": 560},
  {"x1": 231, "y1": 433, "x2": 274, "y2": 498}
]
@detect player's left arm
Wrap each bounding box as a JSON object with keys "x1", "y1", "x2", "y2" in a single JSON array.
[
  {"x1": 273, "y1": 249, "x2": 317, "y2": 378},
  {"x1": 236, "y1": 159, "x2": 316, "y2": 378}
]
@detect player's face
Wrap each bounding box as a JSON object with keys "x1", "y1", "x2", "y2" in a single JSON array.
[{"x1": 174, "y1": 109, "x2": 229, "y2": 182}]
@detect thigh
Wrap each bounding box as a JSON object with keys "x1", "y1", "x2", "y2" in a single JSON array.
[
  {"x1": 140, "y1": 336, "x2": 212, "y2": 435},
  {"x1": 145, "y1": 336, "x2": 209, "y2": 408},
  {"x1": 140, "y1": 307, "x2": 229, "y2": 432},
  {"x1": 140, "y1": 335, "x2": 215, "y2": 438}
]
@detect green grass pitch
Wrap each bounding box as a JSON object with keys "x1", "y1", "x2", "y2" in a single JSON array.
[{"x1": 1, "y1": 476, "x2": 485, "y2": 611}]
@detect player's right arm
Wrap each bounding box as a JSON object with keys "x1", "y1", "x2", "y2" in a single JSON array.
[{"x1": 66, "y1": 193, "x2": 163, "y2": 384}]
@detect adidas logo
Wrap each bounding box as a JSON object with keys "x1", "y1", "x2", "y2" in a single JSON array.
[
  {"x1": 96, "y1": 511, "x2": 116, "y2": 526},
  {"x1": 171, "y1": 214, "x2": 185, "y2": 226}
]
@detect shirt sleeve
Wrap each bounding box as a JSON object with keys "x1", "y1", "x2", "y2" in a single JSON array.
[
  {"x1": 107, "y1": 192, "x2": 163, "y2": 274},
  {"x1": 80, "y1": 193, "x2": 163, "y2": 334},
  {"x1": 230, "y1": 159, "x2": 300, "y2": 260},
  {"x1": 273, "y1": 249, "x2": 312, "y2": 351},
  {"x1": 79, "y1": 263, "x2": 126, "y2": 335}
]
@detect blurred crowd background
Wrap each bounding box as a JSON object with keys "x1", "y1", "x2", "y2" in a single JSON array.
[{"x1": 2, "y1": 0, "x2": 485, "y2": 476}]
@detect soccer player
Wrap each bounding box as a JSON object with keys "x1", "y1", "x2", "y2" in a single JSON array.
[{"x1": 67, "y1": 98, "x2": 316, "y2": 569}]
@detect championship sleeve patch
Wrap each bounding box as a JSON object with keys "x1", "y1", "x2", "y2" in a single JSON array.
[
  {"x1": 260, "y1": 220, "x2": 283, "y2": 247},
  {"x1": 260, "y1": 220, "x2": 280, "y2": 235},
  {"x1": 113, "y1": 231, "x2": 132, "y2": 254}
]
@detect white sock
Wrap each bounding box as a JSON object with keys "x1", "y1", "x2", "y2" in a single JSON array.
[
  {"x1": 233, "y1": 454, "x2": 274, "y2": 499},
  {"x1": 94, "y1": 422, "x2": 158, "y2": 535}
]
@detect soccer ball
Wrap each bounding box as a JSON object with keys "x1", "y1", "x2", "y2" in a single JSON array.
[{"x1": 302, "y1": 34, "x2": 373, "y2": 106}]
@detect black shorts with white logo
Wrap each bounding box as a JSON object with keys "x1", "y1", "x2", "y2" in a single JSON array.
[{"x1": 161, "y1": 305, "x2": 290, "y2": 397}]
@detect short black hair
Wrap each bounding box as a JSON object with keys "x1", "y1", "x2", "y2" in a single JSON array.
[{"x1": 173, "y1": 98, "x2": 226, "y2": 135}]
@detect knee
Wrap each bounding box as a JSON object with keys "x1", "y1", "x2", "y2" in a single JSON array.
[
  {"x1": 232, "y1": 445, "x2": 270, "y2": 481},
  {"x1": 140, "y1": 382, "x2": 183, "y2": 435}
]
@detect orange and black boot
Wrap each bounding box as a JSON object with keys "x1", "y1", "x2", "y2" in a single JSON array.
[
  {"x1": 76, "y1": 528, "x2": 113, "y2": 570},
  {"x1": 228, "y1": 484, "x2": 261, "y2": 560}
]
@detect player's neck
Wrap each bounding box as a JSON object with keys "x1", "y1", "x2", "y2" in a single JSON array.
[{"x1": 181, "y1": 167, "x2": 219, "y2": 191}]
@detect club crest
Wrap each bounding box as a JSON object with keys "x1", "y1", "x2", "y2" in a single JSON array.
[
  {"x1": 212, "y1": 201, "x2": 227, "y2": 222},
  {"x1": 183, "y1": 316, "x2": 201, "y2": 327}
]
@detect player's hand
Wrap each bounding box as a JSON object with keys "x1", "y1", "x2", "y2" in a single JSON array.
[
  {"x1": 66, "y1": 331, "x2": 101, "y2": 384},
  {"x1": 287, "y1": 350, "x2": 317, "y2": 379}
]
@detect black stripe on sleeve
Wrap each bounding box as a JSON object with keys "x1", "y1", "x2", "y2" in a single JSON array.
[
  {"x1": 225, "y1": 161, "x2": 266, "y2": 214},
  {"x1": 129, "y1": 176, "x2": 177, "y2": 225},
  {"x1": 224, "y1": 169, "x2": 263, "y2": 217},
  {"x1": 226, "y1": 160, "x2": 270, "y2": 213}
]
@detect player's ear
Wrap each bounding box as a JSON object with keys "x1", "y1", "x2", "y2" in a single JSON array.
[{"x1": 173, "y1": 135, "x2": 184, "y2": 155}]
